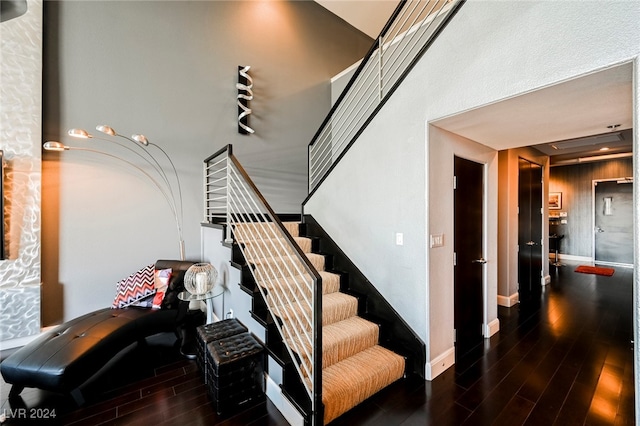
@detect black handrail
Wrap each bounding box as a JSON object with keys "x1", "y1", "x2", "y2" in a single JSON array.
[
  {"x1": 205, "y1": 145, "x2": 324, "y2": 424},
  {"x1": 203, "y1": 143, "x2": 232, "y2": 164}
]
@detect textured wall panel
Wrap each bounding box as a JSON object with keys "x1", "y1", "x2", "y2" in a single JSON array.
[
  {"x1": 549, "y1": 158, "x2": 634, "y2": 257},
  {"x1": 0, "y1": 0, "x2": 43, "y2": 342}
]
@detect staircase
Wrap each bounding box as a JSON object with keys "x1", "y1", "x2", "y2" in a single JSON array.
[
  {"x1": 234, "y1": 220, "x2": 405, "y2": 424},
  {"x1": 203, "y1": 2, "x2": 465, "y2": 423},
  {"x1": 203, "y1": 146, "x2": 422, "y2": 424}
]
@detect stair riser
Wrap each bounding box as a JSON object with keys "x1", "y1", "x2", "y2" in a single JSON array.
[
  {"x1": 258, "y1": 275, "x2": 340, "y2": 306},
  {"x1": 239, "y1": 237, "x2": 313, "y2": 257},
  {"x1": 274, "y1": 300, "x2": 358, "y2": 332},
  {"x1": 321, "y1": 346, "x2": 405, "y2": 424},
  {"x1": 246, "y1": 255, "x2": 315, "y2": 281},
  {"x1": 292, "y1": 326, "x2": 380, "y2": 372}
]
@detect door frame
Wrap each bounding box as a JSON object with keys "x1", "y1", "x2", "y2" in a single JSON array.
[{"x1": 592, "y1": 177, "x2": 634, "y2": 268}]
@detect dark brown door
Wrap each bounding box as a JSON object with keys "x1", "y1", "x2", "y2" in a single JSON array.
[
  {"x1": 518, "y1": 158, "x2": 543, "y2": 302},
  {"x1": 454, "y1": 156, "x2": 484, "y2": 357}
]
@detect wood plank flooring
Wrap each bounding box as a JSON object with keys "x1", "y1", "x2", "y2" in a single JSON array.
[{"x1": 1, "y1": 261, "x2": 635, "y2": 425}]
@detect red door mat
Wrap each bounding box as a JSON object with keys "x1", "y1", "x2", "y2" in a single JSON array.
[{"x1": 575, "y1": 265, "x2": 615, "y2": 276}]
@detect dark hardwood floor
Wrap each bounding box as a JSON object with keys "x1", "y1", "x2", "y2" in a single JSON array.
[{"x1": 1, "y1": 261, "x2": 634, "y2": 425}]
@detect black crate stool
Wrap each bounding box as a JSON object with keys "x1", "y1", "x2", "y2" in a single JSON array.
[
  {"x1": 206, "y1": 332, "x2": 265, "y2": 416},
  {"x1": 195, "y1": 318, "x2": 248, "y2": 383}
]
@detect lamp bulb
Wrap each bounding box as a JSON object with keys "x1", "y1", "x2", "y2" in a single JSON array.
[
  {"x1": 43, "y1": 141, "x2": 68, "y2": 151},
  {"x1": 68, "y1": 128, "x2": 92, "y2": 139},
  {"x1": 96, "y1": 125, "x2": 116, "y2": 136},
  {"x1": 132, "y1": 134, "x2": 149, "y2": 146}
]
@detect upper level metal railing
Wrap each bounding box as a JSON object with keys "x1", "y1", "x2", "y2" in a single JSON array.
[
  {"x1": 307, "y1": 0, "x2": 465, "y2": 194},
  {"x1": 204, "y1": 145, "x2": 324, "y2": 424}
]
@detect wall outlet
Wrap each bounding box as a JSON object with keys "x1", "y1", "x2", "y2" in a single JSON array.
[
  {"x1": 395, "y1": 233, "x2": 404, "y2": 246},
  {"x1": 225, "y1": 309, "x2": 233, "y2": 319}
]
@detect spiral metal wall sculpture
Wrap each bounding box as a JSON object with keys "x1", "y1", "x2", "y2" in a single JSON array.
[{"x1": 236, "y1": 65, "x2": 254, "y2": 134}]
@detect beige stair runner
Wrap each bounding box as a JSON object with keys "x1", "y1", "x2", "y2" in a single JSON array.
[
  {"x1": 285, "y1": 222, "x2": 406, "y2": 424},
  {"x1": 236, "y1": 221, "x2": 405, "y2": 424}
]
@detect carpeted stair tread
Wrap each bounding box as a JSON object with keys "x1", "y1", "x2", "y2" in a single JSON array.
[
  {"x1": 239, "y1": 236, "x2": 313, "y2": 255},
  {"x1": 318, "y1": 271, "x2": 341, "y2": 293},
  {"x1": 233, "y1": 219, "x2": 407, "y2": 425},
  {"x1": 321, "y1": 345, "x2": 405, "y2": 424},
  {"x1": 288, "y1": 316, "x2": 380, "y2": 371},
  {"x1": 305, "y1": 253, "x2": 325, "y2": 271},
  {"x1": 232, "y1": 222, "x2": 278, "y2": 239},
  {"x1": 275, "y1": 292, "x2": 358, "y2": 327},
  {"x1": 245, "y1": 255, "x2": 313, "y2": 280},
  {"x1": 282, "y1": 221, "x2": 301, "y2": 237},
  {"x1": 258, "y1": 271, "x2": 341, "y2": 305}
]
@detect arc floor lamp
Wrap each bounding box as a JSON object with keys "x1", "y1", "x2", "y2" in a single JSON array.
[{"x1": 44, "y1": 125, "x2": 185, "y2": 260}]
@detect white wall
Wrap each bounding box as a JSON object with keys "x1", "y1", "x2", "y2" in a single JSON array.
[
  {"x1": 200, "y1": 225, "x2": 266, "y2": 340},
  {"x1": 427, "y1": 126, "x2": 498, "y2": 370},
  {"x1": 305, "y1": 0, "x2": 640, "y2": 378},
  {"x1": 41, "y1": 1, "x2": 371, "y2": 324}
]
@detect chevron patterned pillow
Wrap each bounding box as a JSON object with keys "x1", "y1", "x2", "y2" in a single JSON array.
[{"x1": 112, "y1": 264, "x2": 157, "y2": 309}]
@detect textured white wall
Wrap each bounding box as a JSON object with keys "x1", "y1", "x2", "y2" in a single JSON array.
[
  {"x1": 305, "y1": 0, "x2": 640, "y2": 378},
  {"x1": 427, "y1": 126, "x2": 499, "y2": 362},
  {"x1": 0, "y1": 0, "x2": 43, "y2": 344}
]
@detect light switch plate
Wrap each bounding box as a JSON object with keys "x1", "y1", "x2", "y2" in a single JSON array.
[{"x1": 396, "y1": 233, "x2": 404, "y2": 246}]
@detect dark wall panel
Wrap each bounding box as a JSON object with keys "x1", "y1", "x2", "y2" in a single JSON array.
[{"x1": 549, "y1": 157, "x2": 633, "y2": 257}]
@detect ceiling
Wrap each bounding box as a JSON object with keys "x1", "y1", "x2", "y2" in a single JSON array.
[
  {"x1": 433, "y1": 62, "x2": 634, "y2": 165},
  {"x1": 315, "y1": 2, "x2": 633, "y2": 165},
  {"x1": 314, "y1": 0, "x2": 398, "y2": 38}
]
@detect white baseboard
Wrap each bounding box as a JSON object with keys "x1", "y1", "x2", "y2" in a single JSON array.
[
  {"x1": 551, "y1": 254, "x2": 593, "y2": 263},
  {"x1": 497, "y1": 292, "x2": 519, "y2": 307},
  {"x1": 484, "y1": 318, "x2": 500, "y2": 337},
  {"x1": 426, "y1": 346, "x2": 455, "y2": 380},
  {"x1": 0, "y1": 334, "x2": 37, "y2": 351},
  {"x1": 0, "y1": 326, "x2": 56, "y2": 351},
  {"x1": 266, "y1": 373, "x2": 304, "y2": 426}
]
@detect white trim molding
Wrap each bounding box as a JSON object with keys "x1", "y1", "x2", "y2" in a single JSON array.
[
  {"x1": 484, "y1": 319, "x2": 500, "y2": 338},
  {"x1": 426, "y1": 346, "x2": 455, "y2": 380},
  {"x1": 497, "y1": 292, "x2": 519, "y2": 307},
  {"x1": 550, "y1": 254, "x2": 592, "y2": 263},
  {"x1": 266, "y1": 373, "x2": 304, "y2": 426}
]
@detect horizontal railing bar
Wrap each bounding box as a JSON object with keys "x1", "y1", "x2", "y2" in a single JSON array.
[{"x1": 206, "y1": 195, "x2": 227, "y2": 202}]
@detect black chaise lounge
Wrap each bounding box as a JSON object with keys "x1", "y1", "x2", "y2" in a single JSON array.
[{"x1": 0, "y1": 259, "x2": 199, "y2": 405}]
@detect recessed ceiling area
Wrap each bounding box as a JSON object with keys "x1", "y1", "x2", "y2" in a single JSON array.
[
  {"x1": 432, "y1": 62, "x2": 633, "y2": 162},
  {"x1": 314, "y1": 0, "x2": 398, "y2": 38}
]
